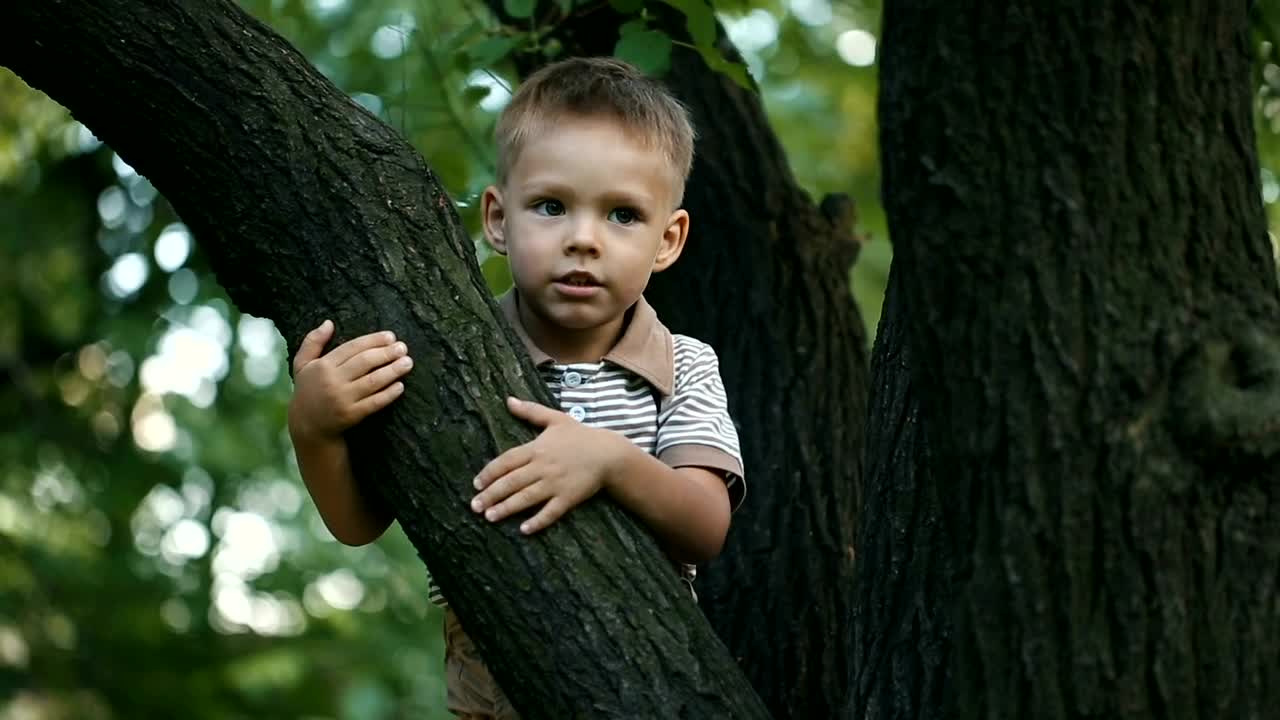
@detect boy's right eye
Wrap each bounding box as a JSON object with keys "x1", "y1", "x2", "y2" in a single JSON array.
[{"x1": 533, "y1": 200, "x2": 565, "y2": 216}]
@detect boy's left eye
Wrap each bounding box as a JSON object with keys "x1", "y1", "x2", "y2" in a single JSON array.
[
  {"x1": 609, "y1": 208, "x2": 638, "y2": 225},
  {"x1": 535, "y1": 200, "x2": 565, "y2": 216}
]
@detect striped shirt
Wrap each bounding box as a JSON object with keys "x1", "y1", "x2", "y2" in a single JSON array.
[{"x1": 426, "y1": 292, "x2": 744, "y2": 606}]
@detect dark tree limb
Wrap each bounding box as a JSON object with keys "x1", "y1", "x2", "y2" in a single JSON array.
[{"x1": 0, "y1": 1, "x2": 771, "y2": 716}]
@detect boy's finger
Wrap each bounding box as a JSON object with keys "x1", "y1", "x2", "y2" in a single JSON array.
[
  {"x1": 473, "y1": 445, "x2": 532, "y2": 491},
  {"x1": 519, "y1": 498, "x2": 569, "y2": 535},
  {"x1": 292, "y1": 319, "x2": 333, "y2": 373},
  {"x1": 347, "y1": 381, "x2": 405, "y2": 422},
  {"x1": 474, "y1": 460, "x2": 540, "y2": 513},
  {"x1": 342, "y1": 341, "x2": 409, "y2": 381},
  {"x1": 479, "y1": 481, "x2": 551, "y2": 523},
  {"x1": 352, "y1": 354, "x2": 414, "y2": 399},
  {"x1": 328, "y1": 330, "x2": 398, "y2": 367},
  {"x1": 506, "y1": 397, "x2": 563, "y2": 426}
]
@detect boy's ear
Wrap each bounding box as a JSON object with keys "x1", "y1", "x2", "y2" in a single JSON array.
[
  {"x1": 652, "y1": 208, "x2": 690, "y2": 272},
  {"x1": 481, "y1": 185, "x2": 507, "y2": 254}
]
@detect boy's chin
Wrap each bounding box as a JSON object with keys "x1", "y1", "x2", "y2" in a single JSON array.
[
  {"x1": 543, "y1": 307, "x2": 615, "y2": 330},
  {"x1": 530, "y1": 301, "x2": 619, "y2": 330}
]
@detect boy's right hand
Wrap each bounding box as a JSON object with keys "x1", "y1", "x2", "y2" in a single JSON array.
[{"x1": 287, "y1": 320, "x2": 413, "y2": 441}]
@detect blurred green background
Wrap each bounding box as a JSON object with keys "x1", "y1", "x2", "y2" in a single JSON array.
[{"x1": 2, "y1": 1, "x2": 1278, "y2": 718}]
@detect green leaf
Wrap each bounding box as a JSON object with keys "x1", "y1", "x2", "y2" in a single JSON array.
[
  {"x1": 481, "y1": 255, "x2": 514, "y2": 295},
  {"x1": 614, "y1": 30, "x2": 673, "y2": 76},
  {"x1": 540, "y1": 36, "x2": 564, "y2": 58},
  {"x1": 462, "y1": 85, "x2": 491, "y2": 105},
  {"x1": 442, "y1": 19, "x2": 485, "y2": 57},
  {"x1": 609, "y1": 0, "x2": 644, "y2": 13},
  {"x1": 661, "y1": 0, "x2": 716, "y2": 49},
  {"x1": 696, "y1": 45, "x2": 753, "y2": 91},
  {"x1": 468, "y1": 35, "x2": 520, "y2": 67},
  {"x1": 619, "y1": 18, "x2": 648, "y2": 37},
  {"x1": 504, "y1": 0, "x2": 536, "y2": 19},
  {"x1": 554, "y1": 0, "x2": 575, "y2": 13}
]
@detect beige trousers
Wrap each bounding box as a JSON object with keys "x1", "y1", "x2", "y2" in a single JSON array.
[{"x1": 444, "y1": 609, "x2": 521, "y2": 720}]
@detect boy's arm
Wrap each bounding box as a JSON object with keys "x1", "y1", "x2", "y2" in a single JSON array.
[
  {"x1": 288, "y1": 320, "x2": 411, "y2": 546},
  {"x1": 291, "y1": 433, "x2": 395, "y2": 546},
  {"x1": 636, "y1": 340, "x2": 744, "y2": 561},
  {"x1": 470, "y1": 398, "x2": 733, "y2": 563},
  {"x1": 601, "y1": 445, "x2": 731, "y2": 564}
]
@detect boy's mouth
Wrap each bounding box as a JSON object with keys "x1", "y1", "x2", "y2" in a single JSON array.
[{"x1": 556, "y1": 271, "x2": 601, "y2": 287}]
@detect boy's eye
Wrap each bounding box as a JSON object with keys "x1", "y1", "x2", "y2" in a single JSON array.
[
  {"x1": 535, "y1": 200, "x2": 565, "y2": 216},
  {"x1": 609, "y1": 208, "x2": 639, "y2": 225}
]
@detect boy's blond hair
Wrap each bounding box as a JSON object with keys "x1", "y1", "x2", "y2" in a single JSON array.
[{"x1": 494, "y1": 57, "x2": 696, "y2": 205}]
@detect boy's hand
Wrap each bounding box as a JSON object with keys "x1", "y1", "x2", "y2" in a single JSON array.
[
  {"x1": 471, "y1": 397, "x2": 625, "y2": 535},
  {"x1": 287, "y1": 320, "x2": 413, "y2": 441}
]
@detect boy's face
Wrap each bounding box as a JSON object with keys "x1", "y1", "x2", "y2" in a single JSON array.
[{"x1": 482, "y1": 114, "x2": 689, "y2": 342}]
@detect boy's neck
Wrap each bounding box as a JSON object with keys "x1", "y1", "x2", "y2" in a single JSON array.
[{"x1": 515, "y1": 293, "x2": 629, "y2": 364}]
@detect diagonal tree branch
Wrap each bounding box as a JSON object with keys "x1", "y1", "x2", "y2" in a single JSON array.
[{"x1": 0, "y1": 1, "x2": 770, "y2": 716}]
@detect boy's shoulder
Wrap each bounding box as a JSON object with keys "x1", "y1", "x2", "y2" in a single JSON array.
[
  {"x1": 668, "y1": 332, "x2": 725, "y2": 386},
  {"x1": 620, "y1": 300, "x2": 723, "y2": 394},
  {"x1": 670, "y1": 332, "x2": 717, "y2": 360}
]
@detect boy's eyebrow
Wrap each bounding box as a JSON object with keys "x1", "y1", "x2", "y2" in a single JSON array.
[
  {"x1": 519, "y1": 178, "x2": 659, "y2": 208},
  {"x1": 597, "y1": 188, "x2": 655, "y2": 207},
  {"x1": 517, "y1": 178, "x2": 575, "y2": 196}
]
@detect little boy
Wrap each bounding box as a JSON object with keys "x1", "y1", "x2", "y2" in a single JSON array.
[{"x1": 286, "y1": 57, "x2": 745, "y2": 719}]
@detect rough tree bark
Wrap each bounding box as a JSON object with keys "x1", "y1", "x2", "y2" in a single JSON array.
[
  {"x1": 850, "y1": 269, "x2": 950, "y2": 719},
  {"x1": 0, "y1": 1, "x2": 772, "y2": 717},
  {"x1": 486, "y1": 3, "x2": 870, "y2": 716},
  {"x1": 856, "y1": 2, "x2": 1279, "y2": 718}
]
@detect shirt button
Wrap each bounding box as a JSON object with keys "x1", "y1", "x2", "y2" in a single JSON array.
[
  {"x1": 567, "y1": 406, "x2": 586, "y2": 422},
  {"x1": 563, "y1": 371, "x2": 583, "y2": 387}
]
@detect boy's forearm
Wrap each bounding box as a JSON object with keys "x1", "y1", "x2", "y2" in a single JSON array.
[
  {"x1": 603, "y1": 441, "x2": 731, "y2": 564},
  {"x1": 292, "y1": 434, "x2": 394, "y2": 546}
]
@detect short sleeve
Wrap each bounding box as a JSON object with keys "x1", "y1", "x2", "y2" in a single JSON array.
[{"x1": 656, "y1": 338, "x2": 745, "y2": 511}]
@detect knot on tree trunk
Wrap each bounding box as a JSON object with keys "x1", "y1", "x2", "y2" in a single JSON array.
[
  {"x1": 1172, "y1": 327, "x2": 1280, "y2": 461},
  {"x1": 819, "y1": 192, "x2": 863, "y2": 267}
]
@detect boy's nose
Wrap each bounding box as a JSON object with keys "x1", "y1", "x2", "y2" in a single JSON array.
[{"x1": 563, "y1": 220, "x2": 602, "y2": 257}]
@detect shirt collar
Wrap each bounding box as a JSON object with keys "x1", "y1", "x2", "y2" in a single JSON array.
[{"x1": 498, "y1": 290, "x2": 674, "y2": 396}]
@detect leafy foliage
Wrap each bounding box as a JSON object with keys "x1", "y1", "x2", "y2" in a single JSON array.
[
  {"x1": 0, "y1": 0, "x2": 1277, "y2": 717},
  {"x1": 615, "y1": 25, "x2": 675, "y2": 75}
]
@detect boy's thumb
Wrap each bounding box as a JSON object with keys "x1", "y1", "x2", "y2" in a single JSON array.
[{"x1": 293, "y1": 319, "x2": 333, "y2": 371}]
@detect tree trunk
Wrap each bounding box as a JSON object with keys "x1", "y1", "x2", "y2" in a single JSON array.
[
  {"x1": 654, "y1": 45, "x2": 867, "y2": 720},
  {"x1": 858, "y1": 2, "x2": 1280, "y2": 718},
  {"x1": 850, "y1": 269, "x2": 952, "y2": 719},
  {"x1": 0, "y1": 2, "x2": 771, "y2": 717},
  {"x1": 488, "y1": 3, "x2": 870, "y2": 716}
]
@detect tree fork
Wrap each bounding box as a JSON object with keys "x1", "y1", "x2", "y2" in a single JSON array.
[{"x1": 0, "y1": 1, "x2": 772, "y2": 716}]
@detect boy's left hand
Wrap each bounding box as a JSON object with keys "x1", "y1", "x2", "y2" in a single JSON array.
[{"x1": 471, "y1": 397, "x2": 624, "y2": 534}]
